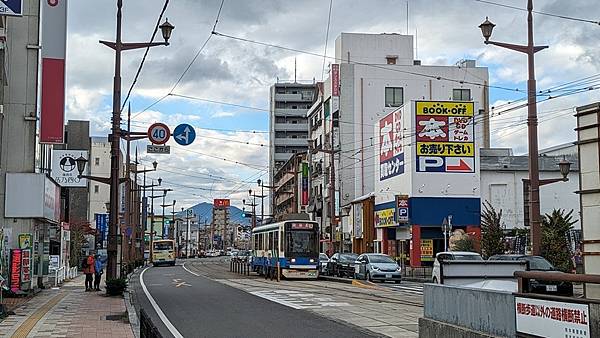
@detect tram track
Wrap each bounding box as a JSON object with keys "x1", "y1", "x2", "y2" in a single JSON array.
[{"x1": 184, "y1": 259, "x2": 424, "y2": 308}]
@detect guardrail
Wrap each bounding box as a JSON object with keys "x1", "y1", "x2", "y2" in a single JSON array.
[
  {"x1": 54, "y1": 266, "x2": 65, "y2": 287},
  {"x1": 402, "y1": 266, "x2": 432, "y2": 279},
  {"x1": 515, "y1": 270, "x2": 600, "y2": 293},
  {"x1": 229, "y1": 258, "x2": 251, "y2": 276}
]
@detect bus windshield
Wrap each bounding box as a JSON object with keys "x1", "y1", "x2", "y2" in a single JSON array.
[
  {"x1": 153, "y1": 241, "x2": 174, "y2": 251},
  {"x1": 286, "y1": 230, "x2": 318, "y2": 256}
]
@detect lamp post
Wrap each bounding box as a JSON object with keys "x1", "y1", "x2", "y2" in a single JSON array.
[
  {"x1": 257, "y1": 179, "x2": 276, "y2": 224},
  {"x1": 130, "y1": 160, "x2": 157, "y2": 265},
  {"x1": 479, "y1": 0, "x2": 548, "y2": 255},
  {"x1": 99, "y1": 0, "x2": 173, "y2": 280},
  {"x1": 146, "y1": 178, "x2": 164, "y2": 263}
]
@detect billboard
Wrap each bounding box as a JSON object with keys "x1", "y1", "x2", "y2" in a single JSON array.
[
  {"x1": 396, "y1": 195, "x2": 409, "y2": 223},
  {"x1": 9, "y1": 249, "x2": 21, "y2": 292},
  {"x1": 213, "y1": 199, "x2": 230, "y2": 208},
  {"x1": 415, "y1": 101, "x2": 475, "y2": 173},
  {"x1": 51, "y1": 150, "x2": 87, "y2": 187},
  {"x1": 379, "y1": 108, "x2": 405, "y2": 181},
  {"x1": 331, "y1": 64, "x2": 340, "y2": 113},
  {"x1": 40, "y1": 0, "x2": 67, "y2": 143},
  {"x1": 5, "y1": 173, "x2": 60, "y2": 222},
  {"x1": 375, "y1": 202, "x2": 396, "y2": 228}
]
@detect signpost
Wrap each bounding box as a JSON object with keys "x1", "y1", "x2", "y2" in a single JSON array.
[
  {"x1": 173, "y1": 124, "x2": 196, "y2": 146},
  {"x1": 146, "y1": 145, "x2": 171, "y2": 154},
  {"x1": 147, "y1": 123, "x2": 171, "y2": 145},
  {"x1": 396, "y1": 195, "x2": 409, "y2": 223}
]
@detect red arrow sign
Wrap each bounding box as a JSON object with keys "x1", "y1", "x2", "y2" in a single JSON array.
[{"x1": 446, "y1": 158, "x2": 472, "y2": 172}]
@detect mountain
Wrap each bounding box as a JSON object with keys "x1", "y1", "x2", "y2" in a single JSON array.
[{"x1": 177, "y1": 202, "x2": 250, "y2": 226}]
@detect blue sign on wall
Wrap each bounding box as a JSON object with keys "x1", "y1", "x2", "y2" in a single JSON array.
[
  {"x1": 0, "y1": 0, "x2": 22, "y2": 16},
  {"x1": 409, "y1": 197, "x2": 480, "y2": 227}
]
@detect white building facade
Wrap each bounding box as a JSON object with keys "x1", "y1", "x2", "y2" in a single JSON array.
[{"x1": 87, "y1": 137, "x2": 111, "y2": 227}]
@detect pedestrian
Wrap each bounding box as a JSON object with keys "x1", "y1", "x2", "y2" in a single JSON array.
[
  {"x1": 94, "y1": 254, "x2": 104, "y2": 291},
  {"x1": 82, "y1": 252, "x2": 95, "y2": 292},
  {"x1": 573, "y1": 248, "x2": 583, "y2": 274}
]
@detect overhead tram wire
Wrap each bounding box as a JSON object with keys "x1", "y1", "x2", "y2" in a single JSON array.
[
  {"x1": 211, "y1": 31, "x2": 526, "y2": 94},
  {"x1": 121, "y1": 0, "x2": 170, "y2": 112},
  {"x1": 474, "y1": 0, "x2": 600, "y2": 25},
  {"x1": 321, "y1": 0, "x2": 334, "y2": 82},
  {"x1": 131, "y1": 0, "x2": 226, "y2": 121}
]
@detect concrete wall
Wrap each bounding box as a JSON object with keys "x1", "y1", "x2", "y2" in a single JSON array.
[
  {"x1": 480, "y1": 167, "x2": 580, "y2": 229},
  {"x1": 0, "y1": 0, "x2": 40, "y2": 248},
  {"x1": 423, "y1": 284, "x2": 515, "y2": 337}
]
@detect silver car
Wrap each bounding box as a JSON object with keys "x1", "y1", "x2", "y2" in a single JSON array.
[{"x1": 354, "y1": 253, "x2": 402, "y2": 283}]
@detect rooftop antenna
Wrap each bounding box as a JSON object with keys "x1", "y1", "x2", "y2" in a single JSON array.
[
  {"x1": 406, "y1": 1, "x2": 409, "y2": 35},
  {"x1": 294, "y1": 57, "x2": 297, "y2": 83}
]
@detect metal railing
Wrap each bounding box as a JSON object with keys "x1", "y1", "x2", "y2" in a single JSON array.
[
  {"x1": 229, "y1": 257, "x2": 251, "y2": 276},
  {"x1": 401, "y1": 266, "x2": 433, "y2": 280}
]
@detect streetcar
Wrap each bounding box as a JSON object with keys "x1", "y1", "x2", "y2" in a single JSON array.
[{"x1": 251, "y1": 219, "x2": 319, "y2": 279}]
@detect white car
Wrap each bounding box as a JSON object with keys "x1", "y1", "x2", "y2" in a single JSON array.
[{"x1": 432, "y1": 251, "x2": 483, "y2": 283}]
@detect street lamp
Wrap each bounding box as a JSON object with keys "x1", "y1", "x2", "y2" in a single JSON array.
[
  {"x1": 559, "y1": 158, "x2": 572, "y2": 180},
  {"x1": 479, "y1": 0, "x2": 548, "y2": 256},
  {"x1": 99, "y1": 0, "x2": 174, "y2": 280}
]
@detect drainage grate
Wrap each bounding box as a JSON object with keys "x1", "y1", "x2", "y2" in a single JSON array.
[{"x1": 106, "y1": 314, "x2": 123, "y2": 321}]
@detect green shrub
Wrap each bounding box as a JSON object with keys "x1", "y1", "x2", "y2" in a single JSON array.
[{"x1": 106, "y1": 278, "x2": 128, "y2": 296}]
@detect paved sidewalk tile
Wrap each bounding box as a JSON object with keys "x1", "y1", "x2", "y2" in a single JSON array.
[{"x1": 1, "y1": 275, "x2": 134, "y2": 338}]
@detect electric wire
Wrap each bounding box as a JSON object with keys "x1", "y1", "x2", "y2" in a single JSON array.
[{"x1": 474, "y1": 0, "x2": 600, "y2": 25}]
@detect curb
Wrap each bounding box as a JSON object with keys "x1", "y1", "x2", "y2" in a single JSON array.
[
  {"x1": 318, "y1": 275, "x2": 353, "y2": 284},
  {"x1": 125, "y1": 267, "x2": 144, "y2": 338}
]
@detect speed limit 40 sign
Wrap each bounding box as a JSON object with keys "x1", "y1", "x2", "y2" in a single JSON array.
[{"x1": 148, "y1": 123, "x2": 171, "y2": 144}]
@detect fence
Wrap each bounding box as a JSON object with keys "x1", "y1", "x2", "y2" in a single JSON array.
[
  {"x1": 140, "y1": 308, "x2": 163, "y2": 338},
  {"x1": 229, "y1": 258, "x2": 251, "y2": 276},
  {"x1": 402, "y1": 266, "x2": 432, "y2": 280}
]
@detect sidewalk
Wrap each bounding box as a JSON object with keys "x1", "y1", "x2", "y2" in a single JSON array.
[{"x1": 0, "y1": 275, "x2": 134, "y2": 338}]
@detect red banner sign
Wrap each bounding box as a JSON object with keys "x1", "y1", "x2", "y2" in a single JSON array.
[
  {"x1": 10, "y1": 249, "x2": 22, "y2": 292},
  {"x1": 331, "y1": 64, "x2": 339, "y2": 97},
  {"x1": 213, "y1": 199, "x2": 230, "y2": 208},
  {"x1": 21, "y1": 249, "x2": 31, "y2": 283}
]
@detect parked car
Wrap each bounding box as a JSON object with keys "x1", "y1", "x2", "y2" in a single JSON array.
[
  {"x1": 327, "y1": 253, "x2": 359, "y2": 278},
  {"x1": 235, "y1": 250, "x2": 251, "y2": 262},
  {"x1": 488, "y1": 254, "x2": 574, "y2": 296},
  {"x1": 432, "y1": 251, "x2": 483, "y2": 283},
  {"x1": 318, "y1": 253, "x2": 329, "y2": 275},
  {"x1": 354, "y1": 253, "x2": 402, "y2": 283}
]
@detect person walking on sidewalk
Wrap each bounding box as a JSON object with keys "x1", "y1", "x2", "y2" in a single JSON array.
[
  {"x1": 94, "y1": 254, "x2": 104, "y2": 291},
  {"x1": 83, "y1": 253, "x2": 95, "y2": 292}
]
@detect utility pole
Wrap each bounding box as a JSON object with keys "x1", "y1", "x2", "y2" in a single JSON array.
[
  {"x1": 479, "y1": 0, "x2": 547, "y2": 255},
  {"x1": 99, "y1": 0, "x2": 174, "y2": 279}
]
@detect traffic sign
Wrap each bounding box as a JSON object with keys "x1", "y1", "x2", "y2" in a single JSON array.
[
  {"x1": 0, "y1": 0, "x2": 22, "y2": 16},
  {"x1": 173, "y1": 124, "x2": 196, "y2": 146},
  {"x1": 147, "y1": 145, "x2": 171, "y2": 154},
  {"x1": 148, "y1": 123, "x2": 171, "y2": 145}
]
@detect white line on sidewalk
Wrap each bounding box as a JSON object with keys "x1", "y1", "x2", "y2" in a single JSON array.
[{"x1": 140, "y1": 267, "x2": 184, "y2": 338}]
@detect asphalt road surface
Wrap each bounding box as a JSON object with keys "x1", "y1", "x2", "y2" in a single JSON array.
[{"x1": 131, "y1": 264, "x2": 378, "y2": 338}]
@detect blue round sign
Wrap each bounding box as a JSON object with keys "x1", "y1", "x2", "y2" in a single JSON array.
[{"x1": 173, "y1": 124, "x2": 196, "y2": 146}]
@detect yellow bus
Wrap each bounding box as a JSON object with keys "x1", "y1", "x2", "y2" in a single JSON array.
[{"x1": 152, "y1": 239, "x2": 176, "y2": 266}]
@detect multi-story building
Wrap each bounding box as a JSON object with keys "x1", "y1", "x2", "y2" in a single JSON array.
[
  {"x1": 88, "y1": 137, "x2": 111, "y2": 226},
  {"x1": 269, "y1": 81, "x2": 318, "y2": 202},
  {"x1": 272, "y1": 152, "x2": 308, "y2": 220},
  {"x1": 307, "y1": 32, "x2": 490, "y2": 256}
]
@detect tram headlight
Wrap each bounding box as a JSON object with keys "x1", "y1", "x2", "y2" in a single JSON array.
[
  {"x1": 309, "y1": 258, "x2": 315, "y2": 263},
  {"x1": 291, "y1": 258, "x2": 296, "y2": 263}
]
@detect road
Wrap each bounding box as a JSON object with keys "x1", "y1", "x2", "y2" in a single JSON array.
[{"x1": 130, "y1": 257, "x2": 423, "y2": 338}]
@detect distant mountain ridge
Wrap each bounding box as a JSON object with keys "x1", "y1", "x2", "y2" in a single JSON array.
[{"x1": 177, "y1": 202, "x2": 250, "y2": 226}]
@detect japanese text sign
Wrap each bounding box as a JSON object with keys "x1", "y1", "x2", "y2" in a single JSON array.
[
  {"x1": 375, "y1": 208, "x2": 395, "y2": 228},
  {"x1": 379, "y1": 108, "x2": 405, "y2": 181},
  {"x1": 10, "y1": 249, "x2": 22, "y2": 293},
  {"x1": 415, "y1": 101, "x2": 475, "y2": 173},
  {"x1": 515, "y1": 297, "x2": 589, "y2": 338}
]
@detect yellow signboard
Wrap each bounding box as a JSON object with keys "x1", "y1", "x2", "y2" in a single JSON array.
[
  {"x1": 375, "y1": 208, "x2": 395, "y2": 228},
  {"x1": 421, "y1": 239, "x2": 433, "y2": 261},
  {"x1": 416, "y1": 101, "x2": 474, "y2": 116},
  {"x1": 416, "y1": 142, "x2": 474, "y2": 157}
]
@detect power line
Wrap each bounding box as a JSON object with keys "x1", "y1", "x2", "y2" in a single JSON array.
[
  {"x1": 121, "y1": 0, "x2": 170, "y2": 111},
  {"x1": 321, "y1": 0, "x2": 334, "y2": 82},
  {"x1": 211, "y1": 30, "x2": 526, "y2": 94},
  {"x1": 474, "y1": 0, "x2": 600, "y2": 25},
  {"x1": 131, "y1": 0, "x2": 226, "y2": 121}
]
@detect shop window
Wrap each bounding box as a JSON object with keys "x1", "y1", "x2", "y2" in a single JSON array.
[{"x1": 453, "y1": 88, "x2": 471, "y2": 101}]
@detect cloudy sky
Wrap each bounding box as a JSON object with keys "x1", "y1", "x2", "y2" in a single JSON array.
[{"x1": 64, "y1": 0, "x2": 600, "y2": 213}]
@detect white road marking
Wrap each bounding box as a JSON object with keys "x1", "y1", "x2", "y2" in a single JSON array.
[
  {"x1": 140, "y1": 267, "x2": 184, "y2": 338},
  {"x1": 250, "y1": 289, "x2": 351, "y2": 309},
  {"x1": 182, "y1": 263, "x2": 200, "y2": 276}
]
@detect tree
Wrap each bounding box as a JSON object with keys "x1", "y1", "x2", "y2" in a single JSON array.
[
  {"x1": 453, "y1": 236, "x2": 477, "y2": 252},
  {"x1": 480, "y1": 201, "x2": 505, "y2": 259},
  {"x1": 541, "y1": 209, "x2": 577, "y2": 272}
]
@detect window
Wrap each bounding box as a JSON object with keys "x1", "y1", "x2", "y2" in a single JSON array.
[
  {"x1": 274, "y1": 231, "x2": 279, "y2": 251},
  {"x1": 291, "y1": 105, "x2": 298, "y2": 109},
  {"x1": 385, "y1": 87, "x2": 403, "y2": 107},
  {"x1": 254, "y1": 234, "x2": 259, "y2": 250},
  {"x1": 453, "y1": 88, "x2": 471, "y2": 101},
  {"x1": 268, "y1": 231, "x2": 274, "y2": 250},
  {"x1": 94, "y1": 185, "x2": 99, "y2": 193},
  {"x1": 94, "y1": 157, "x2": 100, "y2": 166},
  {"x1": 386, "y1": 56, "x2": 397, "y2": 65}
]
